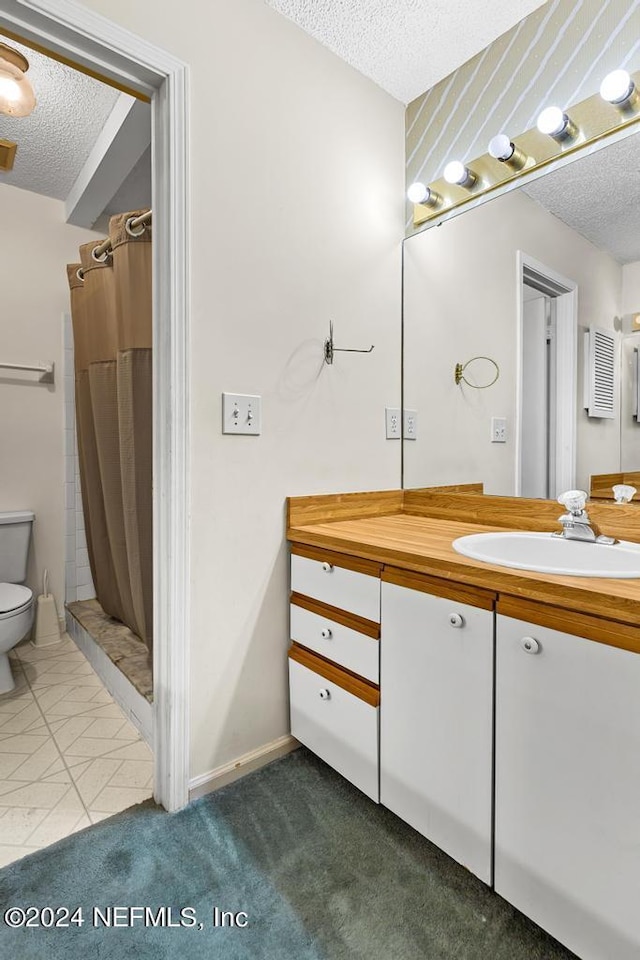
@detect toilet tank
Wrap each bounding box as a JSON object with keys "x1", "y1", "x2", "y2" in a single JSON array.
[{"x1": 0, "y1": 511, "x2": 35, "y2": 583}]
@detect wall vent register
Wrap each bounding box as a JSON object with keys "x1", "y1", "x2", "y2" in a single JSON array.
[{"x1": 583, "y1": 327, "x2": 616, "y2": 419}]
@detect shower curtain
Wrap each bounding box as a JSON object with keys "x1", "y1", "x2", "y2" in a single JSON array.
[{"x1": 67, "y1": 211, "x2": 153, "y2": 650}]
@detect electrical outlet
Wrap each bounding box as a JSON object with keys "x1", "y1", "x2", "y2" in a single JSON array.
[
  {"x1": 385, "y1": 407, "x2": 401, "y2": 439},
  {"x1": 222, "y1": 393, "x2": 261, "y2": 435},
  {"x1": 491, "y1": 417, "x2": 507, "y2": 443},
  {"x1": 404, "y1": 409, "x2": 418, "y2": 440}
]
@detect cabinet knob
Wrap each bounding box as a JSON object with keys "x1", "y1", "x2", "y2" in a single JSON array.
[
  {"x1": 319, "y1": 689, "x2": 331, "y2": 700},
  {"x1": 449, "y1": 613, "x2": 465, "y2": 628},
  {"x1": 521, "y1": 636, "x2": 541, "y2": 655},
  {"x1": 321, "y1": 562, "x2": 333, "y2": 573},
  {"x1": 321, "y1": 628, "x2": 332, "y2": 639}
]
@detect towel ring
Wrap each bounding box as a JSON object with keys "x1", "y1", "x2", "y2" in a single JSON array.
[{"x1": 454, "y1": 356, "x2": 500, "y2": 389}]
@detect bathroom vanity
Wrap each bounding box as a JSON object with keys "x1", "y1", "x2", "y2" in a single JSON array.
[{"x1": 287, "y1": 486, "x2": 640, "y2": 960}]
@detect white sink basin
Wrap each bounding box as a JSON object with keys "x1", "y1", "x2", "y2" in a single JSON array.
[{"x1": 452, "y1": 532, "x2": 640, "y2": 578}]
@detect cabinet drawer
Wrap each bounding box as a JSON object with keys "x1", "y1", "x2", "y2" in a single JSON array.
[
  {"x1": 291, "y1": 553, "x2": 380, "y2": 622},
  {"x1": 290, "y1": 602, "x2": 379, "y2": 684},
  {"x1": 289, "y1": 655, "x2": 379, "y2": 802}
]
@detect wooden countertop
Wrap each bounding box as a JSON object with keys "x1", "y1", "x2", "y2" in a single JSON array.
[{"x1": 288, "y1": 510, "x2": 640, "y2": 632}]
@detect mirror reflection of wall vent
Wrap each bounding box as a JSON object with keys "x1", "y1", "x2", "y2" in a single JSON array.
[{"x1": 583, "y1": 327, "x2": 617, "y2": 419}]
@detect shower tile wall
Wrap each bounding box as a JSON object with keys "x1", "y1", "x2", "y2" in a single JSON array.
[{"x1": 63, "y1": 314, "x2": 95, "y2": 605}]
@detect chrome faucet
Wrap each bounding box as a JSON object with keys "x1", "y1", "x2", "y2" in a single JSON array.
[{"x1": 553, "y1": 490, "x2": 616, "y2": 544}]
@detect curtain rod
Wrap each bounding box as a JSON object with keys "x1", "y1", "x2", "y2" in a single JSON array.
[{"x1": 92, "y1": 209, "x2": 152, "y2": 261}]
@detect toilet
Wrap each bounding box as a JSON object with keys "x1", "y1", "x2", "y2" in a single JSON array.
[{"x1": 0, "y1": 511, "x2": 35, "y2": 694}]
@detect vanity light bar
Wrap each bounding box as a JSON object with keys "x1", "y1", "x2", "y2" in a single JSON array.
[{"x1": 410, "y1": 68, "x2": 640, "y2": 228}]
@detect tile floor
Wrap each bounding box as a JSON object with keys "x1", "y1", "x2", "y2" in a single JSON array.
[{"x1": 0, "y1": 634, "x2": 153, "y2": 868}]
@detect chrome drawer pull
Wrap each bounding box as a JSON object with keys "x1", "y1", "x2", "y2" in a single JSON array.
[
  {"x1": 321, "y1": 562, "x2": 334, "y2": 572},
  {"x1": 321, "y1": 628, "x2": 332, "y2": 640},
  {"x1": 449, "y1": 613, "x2": 465, "y2": 628},
  {"x1": 319, "y1": 689, "x2": 331, "y2": 700}
]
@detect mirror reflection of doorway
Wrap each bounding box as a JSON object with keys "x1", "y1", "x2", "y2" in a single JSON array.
[
  {"x1": 521, "y1": 283, "x2": 555, "y2": 498},
  {"x1": 517, "y1": 257, "x2": 577, "y2": 500}
]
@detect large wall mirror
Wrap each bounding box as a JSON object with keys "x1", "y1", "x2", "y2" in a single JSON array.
[{"x1": 403, "y1": 131, "x2": 640, "y2": 500}]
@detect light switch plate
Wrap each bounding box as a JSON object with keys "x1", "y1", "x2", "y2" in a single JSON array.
[
  {"x1": 222, "y1": 393, "x2": 261, "y2": 435},
  {"x1": 491, "y1": 417, "x2": 507, "y2": 442}
]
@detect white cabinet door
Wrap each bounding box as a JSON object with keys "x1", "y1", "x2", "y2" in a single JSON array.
[
  {"x1": 380, "y1": 582, "x2": 494, "y2": 884},
  {"x1": 496, "y1": 615, "x2": 640, "y2": 960}
]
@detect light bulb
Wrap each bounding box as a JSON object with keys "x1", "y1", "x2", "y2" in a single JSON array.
[
  {"x1": 0, "y1": 47, "x2": 36, "y2": 118},
  {"x1": 488, "y1": 134, "x2": 515, "y2": 162},
  {"x1": 536, "y1": 106, "x2": 569, "y2": 138},
  {"x1": 600, "y1": 69, "x2": 635, "y2": 105},
  {"x1": 406, "y1": 182, "x2": 441, "y2": 208},
  {"x1": 0, "y1": 76, "x2": 22, "y2": 102},
  {"x1": 407, "y1": 182, "x2": 430, "y2": 204},
  {"x1": 488, "y1": 134, "x2": 528, "y2": 171},
  {"x1": 443, "y1": 160, "x2": 476, "y2": 188}
]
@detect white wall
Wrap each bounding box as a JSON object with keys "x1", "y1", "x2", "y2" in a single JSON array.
[
  {"x1": 0, "y1": 184, "x2": 100, "y2": 617},
  {"x1": 404, "y1": 189, "x2": 621, "y2": 495},
  {"x1": 621, "y1": 262, "x2": 640, "y2": 472},
  {"x1": 73, "y1": 0, "x2": 404, "y2": 780}
]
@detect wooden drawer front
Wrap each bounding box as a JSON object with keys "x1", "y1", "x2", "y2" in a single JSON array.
[
  {"x1": 291, "y1": 553, "x2": 380, "y2": 622},
  {"x1": 290, "y1": 604, "x2": 379, "y2": 684},
  {"x1": 289, "y1": 658, "x2": 379, "y2": 802}
]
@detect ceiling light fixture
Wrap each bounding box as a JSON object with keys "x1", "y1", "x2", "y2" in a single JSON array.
[
  {"x1": 406, "y1": 182, "x2": 441, "y2": 207},
  {"x1": 0, "y1": 42, "x2": 36, "y2": 118},
  {"x1": 488, "y1": 134, "x2": 528, "y2": 170},
  {"x1": 443, "y1": 160, "x2": 477, "y2": 189},
  {"x1": 600, "y1": 69, "x2": 637, "y2": 108},
  {"x1": 536, "y1": 106, "x2": 577, "y2": 142}
]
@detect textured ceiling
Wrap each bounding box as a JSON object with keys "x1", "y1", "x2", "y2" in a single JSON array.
[
  {"x1": 0, "y1": 39, "x2": 122, "y2": 199},
  {"x1": 523, "y1": 132, "x2": 640, "y2": 265},
  {"x1": 266, "y1": 0, "x2": 548, "y2": 103}
]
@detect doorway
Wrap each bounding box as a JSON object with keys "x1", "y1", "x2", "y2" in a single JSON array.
[
  {"x1": 0, "y1": 0, "x2": 189, "y2": 812},
  {"x1": 516, "y1": 253, "x2": 578, "y2": 500}
]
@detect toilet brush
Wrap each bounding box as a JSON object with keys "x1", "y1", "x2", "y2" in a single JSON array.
[{"x1": 32, "y1": 570, "x2": 61, "y2": 647}]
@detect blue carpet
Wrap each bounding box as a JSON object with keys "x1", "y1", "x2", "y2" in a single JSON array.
[{"x1": 0, "y1": 748, "x2": 576, "y2": 959}]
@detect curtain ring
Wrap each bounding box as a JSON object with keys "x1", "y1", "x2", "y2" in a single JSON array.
[
  {"x1": 76, "y1": 267, "x2": 85, "y2": 282},
  {"x1": 125, "y1": 216, "x2": 146, "y2": 237},
  {"x1": 92, "y1": 245, "x2": 111, "y2": 263}
]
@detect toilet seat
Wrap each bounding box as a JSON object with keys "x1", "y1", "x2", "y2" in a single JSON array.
[{"x1": 0, "y1": 583, "x2": 33, "y2": 620}]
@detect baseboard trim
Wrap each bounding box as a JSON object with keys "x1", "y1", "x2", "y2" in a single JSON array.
[{"x1": 189, "y1": 735, "x2": 300, "y2": 801}]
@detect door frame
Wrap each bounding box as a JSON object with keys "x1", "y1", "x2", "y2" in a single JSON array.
[
  {"x1": 515, "y1": 252, "x2": 577, "y2": 499},
  {"x1": 0, "y1": 0, "x2": 190, "y2": 811}
]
